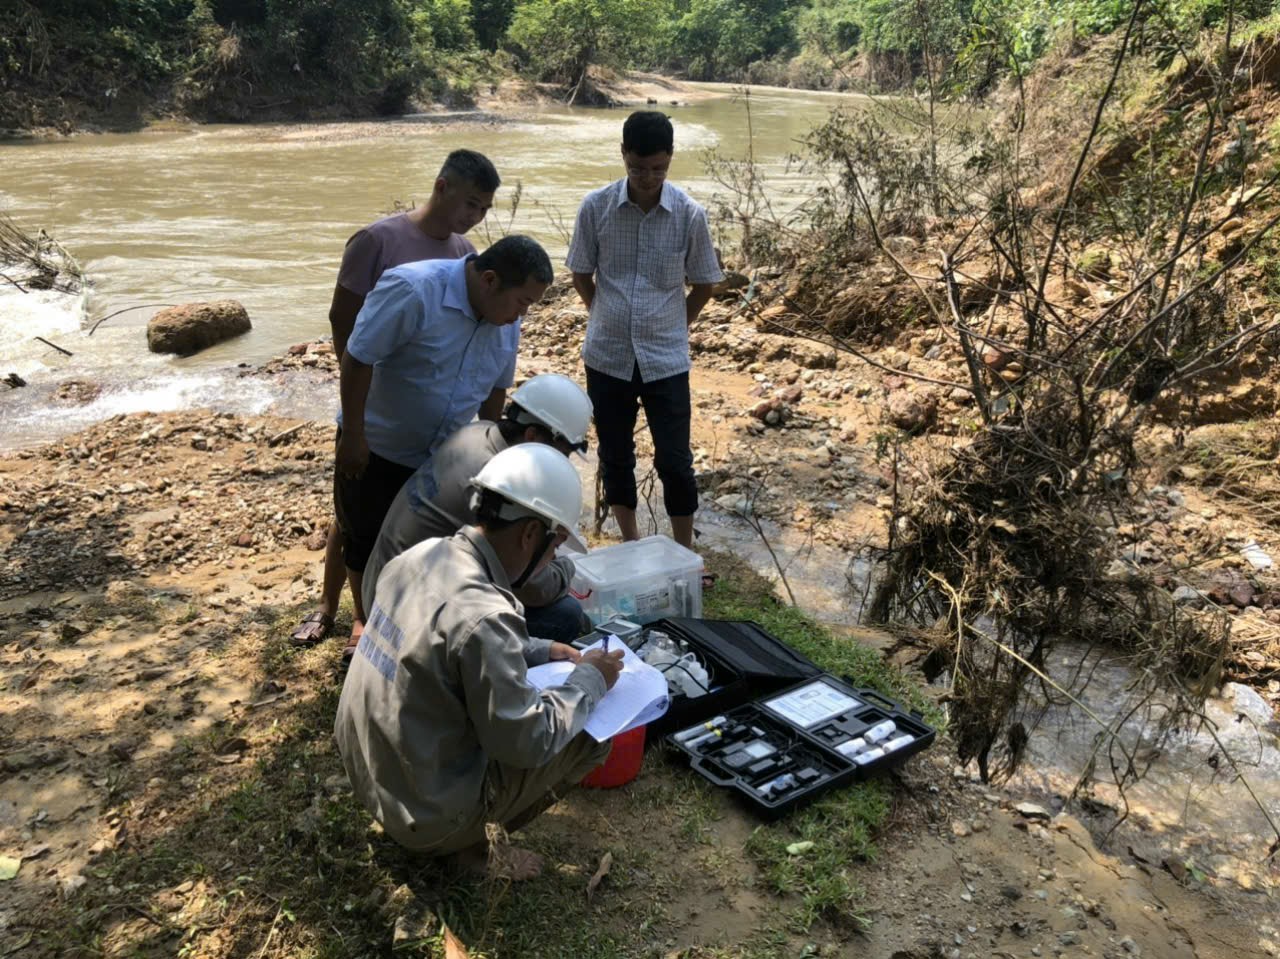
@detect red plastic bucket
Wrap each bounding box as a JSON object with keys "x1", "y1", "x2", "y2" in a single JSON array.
[{"x1": 580, "y1": 725, "x2": 646, "y2": 788}]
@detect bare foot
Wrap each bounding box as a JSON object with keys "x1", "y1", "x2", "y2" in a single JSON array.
[{"x1": 342, "y1": 619, "x2": 364, "y2": 661}]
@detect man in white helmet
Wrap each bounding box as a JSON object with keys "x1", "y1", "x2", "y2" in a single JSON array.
[
  {"x1": 335, "y1": 444, "x2": 624, "y2": 880},
  {"x1": 359, "y1": 373, "x2": 593, "y2": 648}
]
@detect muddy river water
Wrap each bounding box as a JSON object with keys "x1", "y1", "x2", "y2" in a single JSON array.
[{"x1": 0, "y1": 83, "x2": 862, "y2": 447}]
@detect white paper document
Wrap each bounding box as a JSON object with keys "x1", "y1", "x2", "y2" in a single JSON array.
[
  {"x1": 762, "y1": 680, "x2": 862, "y2": 728},
  {"x1": 526, "y1": 637, "x2": 669, "y2": 742}
]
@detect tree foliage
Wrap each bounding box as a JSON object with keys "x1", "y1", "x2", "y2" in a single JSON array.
[
  {"x1": 6, "y1": 0, "x2": 1280, "y2": 130},
  {"x1": 504, "y1": 0, "x2": 672, "y2": 83},
  {"x1": 471, "y1": 0, "x2": 518, "y2": 49},
  {"x1": 667, "y1": 0, "x2": 799, "y2": 79}
]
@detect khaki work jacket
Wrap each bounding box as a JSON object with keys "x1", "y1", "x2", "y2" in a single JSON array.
[{"x1": 334, "y1": 526, "x2": 607, "y2": 850}]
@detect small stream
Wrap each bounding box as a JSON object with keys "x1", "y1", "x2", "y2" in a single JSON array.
[{"x1": 675, "y1": 496, "x2": 1280, "y2": 896}]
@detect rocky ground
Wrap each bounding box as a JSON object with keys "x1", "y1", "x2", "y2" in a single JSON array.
[
  {"x1": 3, "y1": 271, "x2": 1279, "y2": 956},
  {"x1": 2, "y1": 520, "x2": 1275, "y2": 956},
  {"x1": 253, "y1": 272, "x2": 1280, "y2": 700}
]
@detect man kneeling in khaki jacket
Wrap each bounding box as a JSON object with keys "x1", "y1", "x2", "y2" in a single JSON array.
[{"x1": 334, "y1": 443, "x2": 623, "y2": 880}]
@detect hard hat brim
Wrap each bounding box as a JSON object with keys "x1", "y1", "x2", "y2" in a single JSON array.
[{"x1": 562, "y1": 527, "x2": 588, "y2": 554}]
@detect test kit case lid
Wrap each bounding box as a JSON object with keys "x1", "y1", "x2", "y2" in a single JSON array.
[
  {"x1": 656, "y1": 617, "x2": 823, "y2": 684},
  {"x1": 641, "y1": 617, "x2": 824, "y2": 741}
]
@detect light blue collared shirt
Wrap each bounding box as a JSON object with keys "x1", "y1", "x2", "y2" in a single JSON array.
[{"x1": 341, "y1": 256, "x2": 520, "y2": 469}]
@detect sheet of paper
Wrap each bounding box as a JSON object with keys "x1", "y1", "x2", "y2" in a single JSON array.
[
  {"x1": 526, "y1": 636, "x2": 669, "y2": 741},
  {"x1": 762, "y1": 680, "x2": 862, "y2": 728}
]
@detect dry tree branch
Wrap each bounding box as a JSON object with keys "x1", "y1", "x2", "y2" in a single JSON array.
[
  {"x1": 1090, "y1": 206, "x2": 1280, "y2": 393},
  {"x1": 941, "y1": 250, "x2": 992, "y2": 422},
  {"x1": 89, "y1": 304, "x2": 179, "y2": 335},
  {"x1": 722, "y1": 462, "x2": 800, "y2": 607},
  {"x1": 1061, "y1": 163, "x2": 1280, "y2": 358},
  {"x1": 931, "y1": 576, "x2": 1142, "y2": 774},
  {"x1": 1034, "y1": 0, "x2": 1146, "y2": 342},
  {"x1": 1187, "y1": 701, "x2": 1280, "y2": 855},
  {"x1": 533, "y1": 200, "x2": 574, "y2": 247},
  {"x1": 740, "y1": 284, "x2": 972, "y2": 392},
  {"x1": 839, "y1": 155, "x2": 949, "y2": 330}
]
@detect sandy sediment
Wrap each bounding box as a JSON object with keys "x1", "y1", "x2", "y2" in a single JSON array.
[{"x1": 2, "y1": 268, "x2": 1278, "y2": 955}]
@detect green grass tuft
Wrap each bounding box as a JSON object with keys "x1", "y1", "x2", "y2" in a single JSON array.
[
  {"x1": 703, "y1": 550, "x2": 938, "y2": 721},
  {"x1": 701, "y1": 549, "x2": 932, "y2": 931}
]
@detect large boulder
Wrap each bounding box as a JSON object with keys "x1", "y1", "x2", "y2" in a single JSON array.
[{"x1": 147, "y1": 301, "x2": 251, "y2": 356}]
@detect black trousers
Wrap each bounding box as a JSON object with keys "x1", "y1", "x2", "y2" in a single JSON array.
[{"x1": 585, "y1": 364, "x2": 697, "y2": 517}]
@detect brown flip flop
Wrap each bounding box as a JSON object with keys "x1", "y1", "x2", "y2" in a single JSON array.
[{"x1": 290, "y1": 611, "x2": 335, "y2": 646}]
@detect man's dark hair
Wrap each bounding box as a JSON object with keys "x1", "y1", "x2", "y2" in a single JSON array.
[
  {"x1": 472, "y1": 487, "x2": 548, "y2": 534},
  {"x1": 500, "y1": 401, "x2": 558, "y2": 443},
  {"x1": 497, "y1": 406, "x2": 538, "y2": 445},
  {"x1": 474, "y1": 235, "x2": 553, "y2": 288},
  {"x1": 440, "y1": 149, "x2": 500, "y2": 192},
  {"x1": 622, "y1": 111, "x2": 674, "y2": 157}
]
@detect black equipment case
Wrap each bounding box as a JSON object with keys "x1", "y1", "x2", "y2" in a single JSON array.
[
  {"x1": 639, "y1": 617, "x2": 823, "y2": 741},
  {"x1": 665, "y1": 670, "x2": 936, "y2": 819}
]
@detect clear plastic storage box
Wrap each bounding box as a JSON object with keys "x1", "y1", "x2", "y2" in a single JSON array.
[{"x1": 569, "y1": 535, "x2": 703, "y2": 625}]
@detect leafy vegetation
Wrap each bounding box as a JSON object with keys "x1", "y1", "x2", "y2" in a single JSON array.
[{"x1": 7, "y1": 0, "x2": 1280, "y2": 129}]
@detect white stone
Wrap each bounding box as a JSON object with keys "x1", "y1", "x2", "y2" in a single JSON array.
[{"x1": 1225, "y1": 682, "x2": 1275, "y2": 725}]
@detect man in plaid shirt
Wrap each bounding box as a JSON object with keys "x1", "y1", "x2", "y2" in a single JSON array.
[{"x1": 567, "y1": 111, "x2": 724, "y2": 549}]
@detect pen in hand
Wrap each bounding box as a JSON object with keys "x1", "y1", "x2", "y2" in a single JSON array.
[{"x1": 603, "y1": 633, "x2": 610, "y2": 653}]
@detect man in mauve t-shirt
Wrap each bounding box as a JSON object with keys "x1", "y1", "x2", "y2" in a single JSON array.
[{"x1": 290, "y1": 149, "x2": 500, "y2": 653}]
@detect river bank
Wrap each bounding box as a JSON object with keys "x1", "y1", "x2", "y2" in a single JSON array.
[
  {"x1": 1, "y1": 70, "x2": 720, "y2": 140},
  {"x1": 4, "y1": 270, "x2": 1279, "y2": 953},
  {"x1": 2, "y1": 406, "x2": 1276, "y2": 958}
]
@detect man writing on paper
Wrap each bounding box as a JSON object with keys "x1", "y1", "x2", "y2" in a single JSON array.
[{"x1": 335, "y1": 444, "x2": 624, "y2": 880}]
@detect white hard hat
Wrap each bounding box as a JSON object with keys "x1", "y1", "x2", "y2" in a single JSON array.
[
  {"x1": 510, "y1": 373, "x2": 593, "y2": 452},
  {"x1": 470, "y1": 444, "x2": 586, "y2": 552}
]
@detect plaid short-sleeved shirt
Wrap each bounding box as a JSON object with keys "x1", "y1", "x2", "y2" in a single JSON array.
[{"x1": 566, "y1": 179, "x2": 723, "y2": 383}]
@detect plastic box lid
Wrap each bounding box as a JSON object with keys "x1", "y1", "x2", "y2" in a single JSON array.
[{"x1": 572, "y1": 535, "x2": 702, "y2": 588}]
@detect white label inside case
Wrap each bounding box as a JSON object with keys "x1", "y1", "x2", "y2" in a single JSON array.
[{"x1": 763, "y1": 681, "x2": 863, "y2": 728}]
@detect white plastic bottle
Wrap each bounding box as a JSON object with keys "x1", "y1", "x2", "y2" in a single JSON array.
[
  {"x1": 882, "y1": 734, "x2": 914, "y2": 753},
  {"x1": 863, "y1": 720, "x2": 897, "y2": 745},
  {"x1": 673, "y1": 653, "x2": 709, "y2": 697}
]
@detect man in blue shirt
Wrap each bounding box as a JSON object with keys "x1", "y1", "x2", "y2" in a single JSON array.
[{"x1": 334, "y1": 235, "x2": 554, "y2": 657}]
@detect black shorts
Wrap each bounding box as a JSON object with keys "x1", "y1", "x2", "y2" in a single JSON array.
[{"x1": 332, "y1": 429, "x2": 416, "y2": 573}]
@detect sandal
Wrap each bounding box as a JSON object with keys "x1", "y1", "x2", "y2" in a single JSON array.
[
  {"x1": 342, "y1": 621, "x2": 364, "y2": 662},
  {"x1": 290, "y1": 611, "x2": 335, "y2": 646}
]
